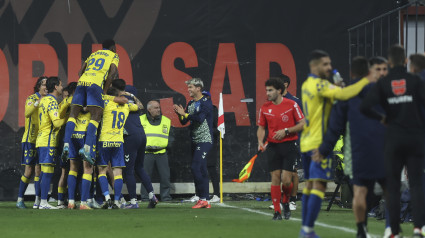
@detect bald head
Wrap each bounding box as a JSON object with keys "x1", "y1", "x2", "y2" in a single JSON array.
[{"x1": 147, "y1": 100, "x2": 161, "y2": 118}]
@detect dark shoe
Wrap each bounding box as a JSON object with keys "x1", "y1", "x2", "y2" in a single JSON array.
[
  {"x1": 110, "y1": 203, "x2": 120, "y2": 209},
  {"x1": 102, "y1": 199, "x2": 112, "y2": 209},
  {"x1": 272, "y1": 211, "x2": 282, "y2": 220},
  {"x1": 283, "y1": 203, "x2": 291, "y2": 220},
  {"x1": 147, "y1": 195, "x2": 158, "y2": 209}
]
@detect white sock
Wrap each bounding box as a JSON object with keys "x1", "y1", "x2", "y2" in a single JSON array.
[
  {"x1": 114, "y1": 200, "x2": 120, "y2": 206},
  {"x1": 131, "y1": 198, "x2": 137, "y2": 205},
  {"x1": 69, "y1": 199, "x2": 75, "y2": 204},
  {"x1": 105, "y1": 194, "x2": 111, "y2": 201},
  {"x1": 35, "y1": 196, "x2": 40, "y2": 204},
  {"x1": 148, "y1": 192, "x2": 154, "y2": 200},
  {"x1": 64, "y1": 143, "x2": 69, "y2": 148},
  {"x1": 17, "y1": 197, "x2": 23, "y2": 202},
  {"x1": 81, "y1": 201, "x2": 87, "y2": 205},
  {"x1": 87, "y1": 198, "x2": 93, "y2": 203},
  {"x1": 302, "y1": 226, "x2": 313, "y2": 233},
  {"x1": 120, "y1": 197, "x2": 126, "y2": 204},
  {"x1": 40, "y1": 199, "x2": 48, "y2": 205}
]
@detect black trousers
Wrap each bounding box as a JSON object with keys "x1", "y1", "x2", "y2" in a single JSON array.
[{"x1": 384, "y1": 132, "x2": 425, "y2": 234}]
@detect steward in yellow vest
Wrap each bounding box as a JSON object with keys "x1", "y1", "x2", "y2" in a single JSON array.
[{"x1": 140, "y1": 114, "x2": 171, "y2": 154}]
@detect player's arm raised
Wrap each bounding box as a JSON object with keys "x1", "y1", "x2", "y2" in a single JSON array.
[
  {"x1": 124, "y1": 92, "x2": 144, "y2": 110},
  {"x1": 24, "y1": 97, "x2": 40, "y2": 118},
  {"x1": 320, "y1": 77, "x2": 370, "y2": 101}
]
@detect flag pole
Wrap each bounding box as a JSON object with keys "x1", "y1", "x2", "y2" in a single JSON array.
[{"x1": 219, "y1": 132, "x2": 223, "y2": 203}]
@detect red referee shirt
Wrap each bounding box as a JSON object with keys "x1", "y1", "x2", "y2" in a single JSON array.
[{"x1": 258, "y1": 97, "x2": 304, "y2": 143}]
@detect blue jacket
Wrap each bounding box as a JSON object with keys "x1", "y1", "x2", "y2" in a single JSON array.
[
  {"x1": 123, "y1": 85, "x2": 146, "y2": 137},
  {"x1": 179, "y1": 96, "x2": 214, "y2": 144},
  {"x1": 319, "y1": 79, "x2": 385, "y2": 180}
]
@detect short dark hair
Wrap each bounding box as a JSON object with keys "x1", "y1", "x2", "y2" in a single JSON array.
[
  {"x1": 64, "y1": 82, "x2": 77, "y2": 95},
  {"x1": 409, "y1": 53, "x2": 425, "y2": 72},
  {"x1": 388, "y1": 45, "x2": 406, "y2": 66},
  {"x1": 265, "y1": 77, "x2": 285, "y2": 93},
  {"x1": 369, "y1": 56, "x2": 387, "y2": 66},
  {"x1": 309, "y1": 50, "x2": 329, "y2": 64},
  {"x1": 46, "y1": 76, "x2": 60, "y2": 93},
  {"x1": 277, "y1": 74, "x2": 291, "y2": 86},
  {"x1": 351, "y1": 56, "x2": 370, "y2": 79},
  {"x1": 34, "y1": 76, "x2": 48, "y2": 93},
  {"x1": 102, "y1": 39, "x2": 115, "y2": 50},
  {"x1": 107, "y1": 87, "x2": 119, "y2": 96},
  {"x1": 112, "y1": 79, "x2": 126, "y2": 91}
]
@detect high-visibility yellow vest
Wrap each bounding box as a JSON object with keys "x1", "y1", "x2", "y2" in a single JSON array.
[{"x1": 140, "y1": 114, "x2": 171, "y2": 154}]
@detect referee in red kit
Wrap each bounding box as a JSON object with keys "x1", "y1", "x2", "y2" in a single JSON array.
[{"x1": 257, "y1": 77, "x2": 305, "y2": 220}]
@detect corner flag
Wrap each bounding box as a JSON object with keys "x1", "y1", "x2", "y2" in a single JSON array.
[{"x1": 217, "y1": 93, "x2": 225, "y2": 138}]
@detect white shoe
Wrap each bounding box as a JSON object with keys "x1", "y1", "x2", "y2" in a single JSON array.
[
  {"x1": 289, "y1": 201, "x2": 297, "y2": 211},
  {"x1": 268, "y1": 203, "x2": 283, "y2": 210},
  {"x1": 57, "y1": 204, "x2": 67, "y2": 209},
  {"x1": 39, "y1": 203, "x2": 59, "y2": 209},
  {"x1": 48, "y1": 197, "x2": 57, "y2": 202},
  {"x1": 88, "y1": 200, "x2": 102, "y2": 209},
  {"x1": 383, "y1": 227, "x2": 391, "y2": 238},
  {"x1": 189, "y1": 195, "x2": 200, "y2": 202},
  {"x1": 209, "y1": 195, "x2": 220, "y2": 203}
]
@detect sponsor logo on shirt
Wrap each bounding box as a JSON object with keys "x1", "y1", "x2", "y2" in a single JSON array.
[
  {"x1": 387, "y1": 95, "x2": 413, "y2": 104},
  {"x1": 391, "y1": 79, "x2": 406, "y2": 96}
]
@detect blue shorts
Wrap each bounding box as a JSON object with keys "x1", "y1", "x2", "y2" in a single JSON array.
[
  {"x1": 38, "y1": 147, "x2": 58, "y2": 165},
  {"x1": 97, "y1": 141, "x2": 125, "y2": 168},
  {"x1": 302, "y1": 151, "x2": 333, "y2": 182},
  {"x1": 69, "y1": 132, "x2": 86, "y2": 160},
  {"x1": 72, "y1": 83, "x2": 104, "y2": 108},
  {"x1": 21, "y1": 142, "x2": 38, "y2": 165}
]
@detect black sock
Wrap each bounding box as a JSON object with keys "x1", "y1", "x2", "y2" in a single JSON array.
[{"x1": 356, "y1": 222, "x2": 367, "y2": 237}]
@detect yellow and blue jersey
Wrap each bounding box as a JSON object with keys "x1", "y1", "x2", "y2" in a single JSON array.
[
  {"x1": 78, "y1": 50, "x2": 119, "y2": 88},
  {"x1": 98, "y1": 95, "x2": 138, "y2": 143},
  {"x1": 59, "y1": 96, "x2": 72, "y2": 118},
  {"x1": 36, "y1": 95, "x2": 61, "y2": 148},
  {"x1": 74, "y1": 111, "x2": 91, "y2": 133},
  {"x1": 300, "y1": 74, "x2": 369, "y2": 152},
  {"x1": 22, "y1": 92, "x2": 41, "y2": 144}
]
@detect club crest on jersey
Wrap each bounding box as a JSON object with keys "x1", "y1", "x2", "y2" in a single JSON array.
[
  {"x1": 282, "y1": 115, "x2": 289, "y2": 122},
  {"x1": 268, "y1": 109, "x2": 272, "y2": 113},
  {"x1": 391, "y1": 79, "x2": 406, "y2": 96}
]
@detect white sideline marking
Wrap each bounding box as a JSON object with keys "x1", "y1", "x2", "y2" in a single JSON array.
[{"x1": 216, "y1": 203, "x2": 381, "y2": 238}]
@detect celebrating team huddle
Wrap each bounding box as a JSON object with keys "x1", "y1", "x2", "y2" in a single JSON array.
[{"x1": 17, "y1": 40, "x2": 154, "y2": 210}]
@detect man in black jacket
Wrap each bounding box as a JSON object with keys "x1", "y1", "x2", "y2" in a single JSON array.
[{"x1": 360, "y1": 45, "x2": 425, "y2": 237}]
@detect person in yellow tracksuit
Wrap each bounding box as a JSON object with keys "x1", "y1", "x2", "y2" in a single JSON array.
[{"x1": 16, "y1": 76, "x2": 47, "y2": 209}]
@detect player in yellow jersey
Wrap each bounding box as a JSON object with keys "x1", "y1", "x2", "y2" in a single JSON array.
[
  {"x1": 62, "y1": 40, "x2": 119, "y2": 165},
  {"x1": 36, "y1": 77, "x2": 67, "y2": 209},
  {"x1": 16, "y1": 76, "x2": 47, "y2": 209},
  {"x1": 299, "y1": 50, "x2": 375, "y2": 237},
  {"x1": 55, "y1": 82, "x2": 77, "y2": 208},
  {"x1": 97, "y1": 87, "x2": 139, "y2": 209}
]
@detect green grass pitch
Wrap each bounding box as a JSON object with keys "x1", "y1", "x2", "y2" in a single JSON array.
[{"x1": 0, "y1": 200, "x2": 415, "y2": 238}]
